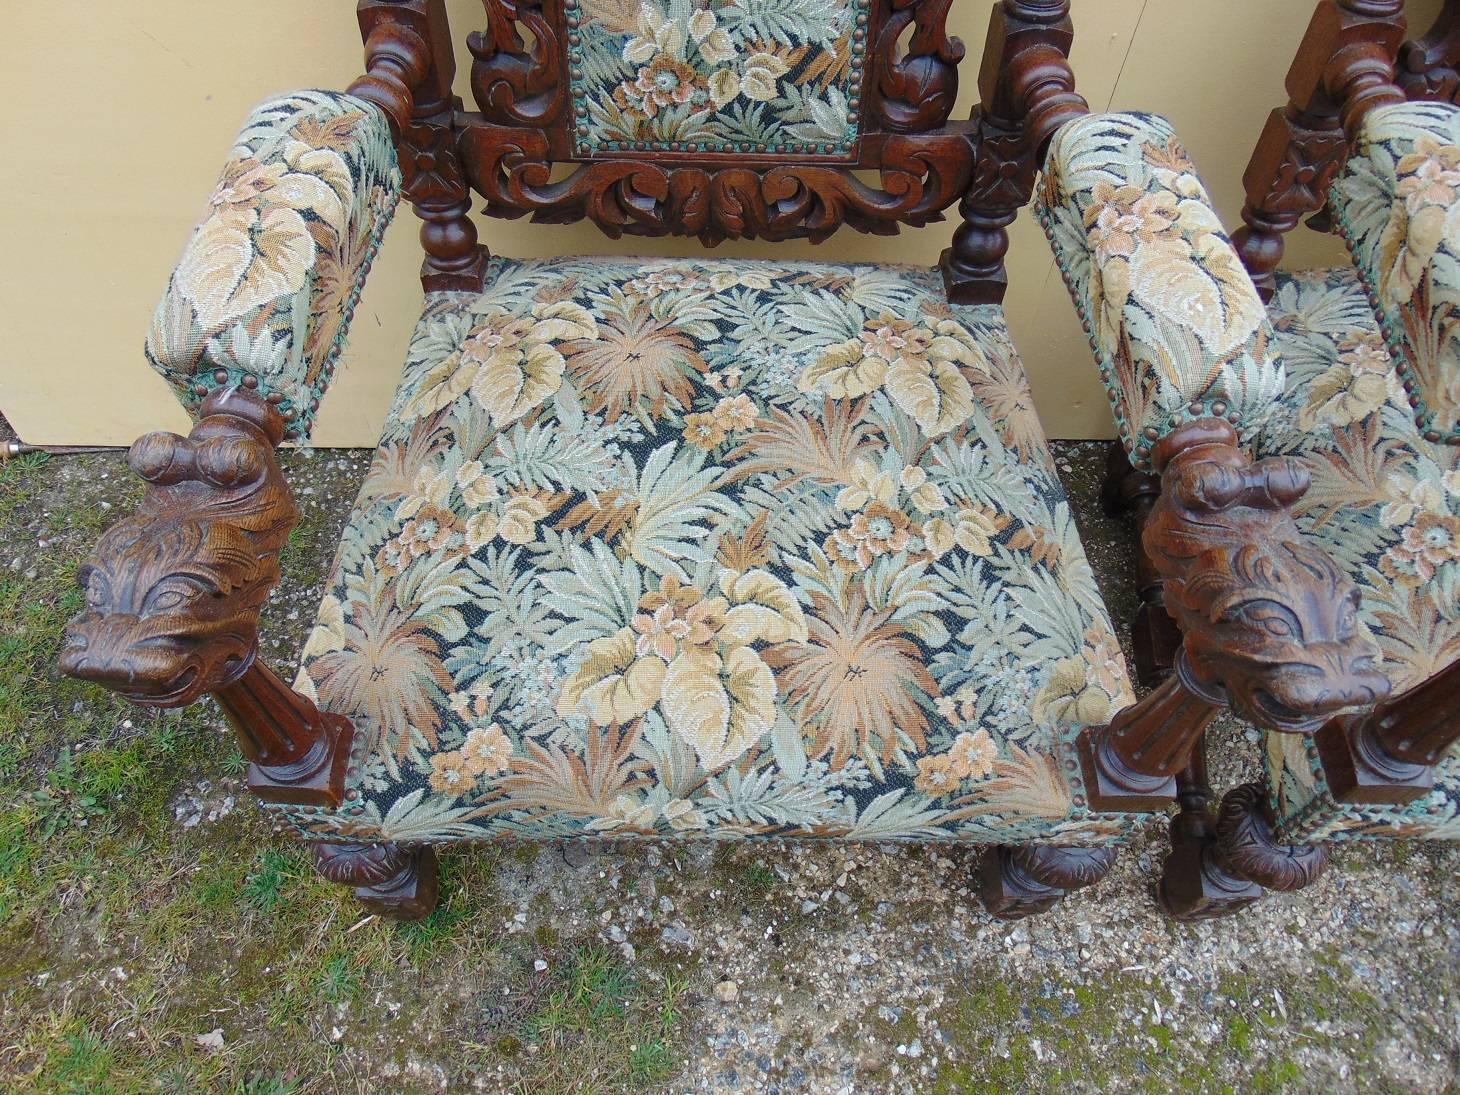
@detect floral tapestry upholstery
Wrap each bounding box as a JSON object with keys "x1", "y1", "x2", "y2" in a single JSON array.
[
  {"x1": 145, "y1": 91, "x2": 401, "y2": 440},
  {"x1": 1038, "y1": 113, "x2": 1283, "y2": 470},
  {"x1": 1329, "y1": 100, "x2": 1460, "y2": 445},
  {"x1": 565, "y1": 0, "x2": 862, "y2": 156},
  {"x1": 1255, "y1": 267, "x2": 1460, "y2": 844},
  {"x1": 273, "y1": 255, "x2": 1141, "y2": 846}
]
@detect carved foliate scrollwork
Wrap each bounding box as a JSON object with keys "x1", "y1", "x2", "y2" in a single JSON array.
[
  {"x1": 1214, "y1": 783, "x2": 1329, "y2": 892},
  {"x1": 1144, "y1": 421, "x2": 1390, "y2": 734},
  {"x1": 59, "y1": 390, "x2": 298, "y2": 707},
  {"x1": 874, "y1": 0, "x2": 964, "y2": 132},
  {"x1": 468, "y1": 0, "x2": 567, "y2": 126},
  {"x1": 460, "y1": 126, "x2": 972, "y2": 244}
]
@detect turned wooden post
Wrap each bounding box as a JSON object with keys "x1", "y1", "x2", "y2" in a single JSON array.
[
  {"x1": 354, "y1": 0, "x2": 488, "y2": 292},
  {"x1": 1078, "y1": 419, "x2": 1390, "y2": 811},
  {"x1": 941, "y1": 0, "x2": 1087, "y2": 303},
  {"x1": 216, "y1": 661, "x2": 354, "y2": 807},
  {"x1": 1315, "y1": 660, "x2": 1460, "y2": 803},
  {"x1": 1232, "y1": 0, "x2": 1407, "y2": 298},
  {"x1": 59, "y1": 389, "x2": 355, "y2": 809}
]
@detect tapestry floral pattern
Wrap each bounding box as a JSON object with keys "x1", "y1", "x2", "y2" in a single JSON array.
[
  {"x1": 145, "y1": 91, "x2": 401, "y2": 439},
  {"x1": 1255, "y1": 267, "x2": 1460, "y2": 844},
  {"x1": 566, "y1": 0, "x2": 863, "y2": 154},
  {"x1": 1330, "y1": 101, "x2": 1460, "y2": 445},
  {"x1": 1037, "y1": 113, "x2": 1283, "y2": 469},
  {"x1": 277, "y1": 256, "x2": 1140, "y2": 845}
]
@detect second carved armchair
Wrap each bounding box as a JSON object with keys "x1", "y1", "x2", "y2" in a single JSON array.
[
  {"x1": 1102, "y1": 0, "x2": 1460, "y2": 920},
  {"x1": 57, "y1": 0, "x2": 1392, "y2": 924}
]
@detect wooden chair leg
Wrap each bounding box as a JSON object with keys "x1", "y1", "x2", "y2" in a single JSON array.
[
  {"x1": 1158, "y1": 782, "x2": 1329, "y2": 921},
  {"x1": 979, "y1": 844, "x2": 1118, "y2": 920},
  {"x1": 1158, "y1": 749, "x2": 1264, "y2": 921},
  {"x1": 312, "y1": 842, "x2": 440, "y2": 920},
  {"x1": 1100, "y1": 441, "x2": 1180, "y2": 690},
  {"x1": 1315, "y1": 660, "x2": 1460, "y2": 804}
]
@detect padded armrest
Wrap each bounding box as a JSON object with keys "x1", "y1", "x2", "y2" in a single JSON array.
[
  {"x1": 1330, "y1": 100, "x2": 1460, "y2": 445},
  {"x1": 1036, "y1": 113, "x2": 1283, "y2": 470},
  {"x1": 145, "y1": 90, "x2": 402, "y2": 441}
]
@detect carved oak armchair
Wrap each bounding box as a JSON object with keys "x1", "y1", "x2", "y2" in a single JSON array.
[
  {"x1": 1102, "y1": 0, "x2": 1460, "y2": 920},
  {"x1": 59, "y1": 0, "x2": 1384, "y2": 922}
]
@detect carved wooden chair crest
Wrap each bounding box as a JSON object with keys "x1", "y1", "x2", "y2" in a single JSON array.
[{"x1": 60, "y1": 0, "x2": 1393, "y2": 922}]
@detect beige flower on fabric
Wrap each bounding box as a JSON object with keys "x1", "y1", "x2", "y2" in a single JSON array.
[
  {"x1": 1298, "y1": 332, "x2": 1395, "y2": 430},
  {"x1": 947, "y1": 729, "x2": 997, "y2": 781},
  {"x1": 428, "y1": 751, "x2": 474, "y2": 795},
  {"x1": 460, "y1": 724, "x2": 513, "y2": 776},
  {"x1": 407, "y1": 301, "x2": 597, "y2": 423}
]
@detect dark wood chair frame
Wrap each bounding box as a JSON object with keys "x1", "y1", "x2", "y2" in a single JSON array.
[
  {"x1": 1101, "y1": 0, "x2": 1460, "y2": 920},
  {"x1": 58, "y1": 0, "x2": 1390, "y2": 920}
]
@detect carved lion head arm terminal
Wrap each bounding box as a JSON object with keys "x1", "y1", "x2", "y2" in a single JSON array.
[
  {"x1": 1145, "y1": 419, "x2": 1391, "y2": 733},
  {"x1": 52, "y1": 20, "x2": 452, "y2": 810},
  {"x1": 59, "y1": 389, "x2": 296, "y2": 706}
]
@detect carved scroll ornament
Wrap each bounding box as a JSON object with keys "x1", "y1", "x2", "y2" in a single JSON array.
[{"x1": 459, "y1": 126, "x2": 973, "y2": 244}]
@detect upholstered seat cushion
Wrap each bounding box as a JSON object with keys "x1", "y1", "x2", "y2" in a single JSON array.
[
  {"x1": 1255, "y1": 267, "x2": 1460, "y2": 843},
  {"x1": 274, "y1": 255, "x2": 1138, "y2": 845}
]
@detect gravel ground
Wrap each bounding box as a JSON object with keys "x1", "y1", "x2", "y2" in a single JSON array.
[{"x1": 3, "y1": 436, "x2": 1457, "y2": 1092}]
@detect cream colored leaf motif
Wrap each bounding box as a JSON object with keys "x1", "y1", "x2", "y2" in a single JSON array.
[
  {"x1": 556, "y1": 627, "x2": 665, "y2": 724},
  {"x1": 718, "y1": 568, "x2": 809, "y2": 644},
  {"x1": 471, "y1": 341, "x2": 567, "y2": 426},
  {"x1": 722, "y1": 644, "x2": 776, "y2": 762},
  {"x1": 532, "y1": 301, "x2": 599, "y2": 343},
  {"x1": 883, "y1": 355, "x2": 976, "y2": 437},
  {"x1": 175, "y1": 206, "x2": 315, "y2": 328},
  {"x1": 280, "y1": 143, "x2": 351, "y2": 222},
  {"x1": 405, "y1": 352, "x2": 473, "y2": 418},
  {"x1": 742, "y1": 53, "x2": 790, "y2": 102},
  {"x1": 661, "y1": 646, "x2": 733, "y2": 770},
  {"x1": 709, "y1": 69, "x2": 740, "y2": 108},
  {"x1": 798, "y1": 340, "x2": 886, "y2": 398}
]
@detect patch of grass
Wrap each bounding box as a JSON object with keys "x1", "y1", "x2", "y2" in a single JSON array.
[
  {"x1": 242, "y1": 848, "x2": 300, "y2": 913},
  {"x1": 491, "y1": 946, "x2": 684, "y2": 1092}
]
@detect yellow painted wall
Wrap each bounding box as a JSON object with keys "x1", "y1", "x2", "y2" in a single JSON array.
[{"x1": 0, "y1": 0, "x2": 1441, "y2": 445}]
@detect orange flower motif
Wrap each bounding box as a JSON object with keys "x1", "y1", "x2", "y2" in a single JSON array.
[
  {"x1": 429, "y1": 750, "x2": 474, "y2": 795},
  {"x1": 460, "y1": 724, "x2": 514, "y2": 777},
  {"x1": 626, "y1": 56, "x2": 700, "y2": 116},
  {"x1": 684, "y1": 411, "x2": 728, "y2": 449},
  {"x1": 825, "y1": 501, "x2": 918, "y2": 570},
  {"x1": 712, "y1": 393, "x2": 758, "y2": 432},
  {"x1": 381, "y1": 505, "x2": 462, "y2": 575},
  {"x1": 1085, "y1": 183, "x2": 1183, "y2": 265},
  {"x1": 1381, "y1": 512, "x2": 1460, "y2": 585},
  {"x1": 947, "y1": 729, "x2": 998, "y2": 781},
  {"x1": 632, "y1": 579, "x2": 725, "y2": 658},
  {"x1": 859, "y1": 315, "x2": 932, "y2": 362},
  {"x1": 914, "y1": 753, "x2": 958, "y2": 795}
]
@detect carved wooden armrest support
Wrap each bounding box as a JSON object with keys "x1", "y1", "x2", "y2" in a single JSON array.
[
  {"x1": 1079, "y1": 419, "x2": 1391, "y2": 811},
  {"x1": 58, "y1": 388, "x2": 353, "y2": 807}
]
